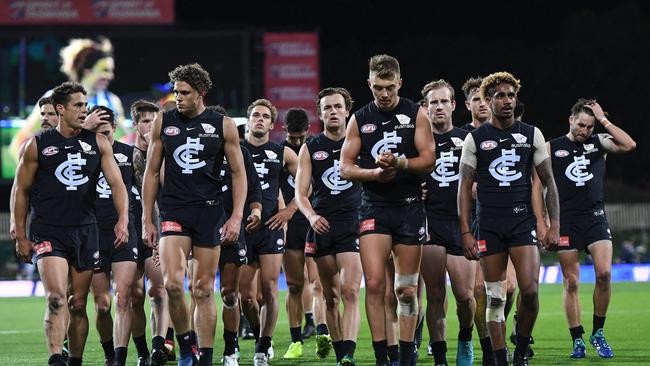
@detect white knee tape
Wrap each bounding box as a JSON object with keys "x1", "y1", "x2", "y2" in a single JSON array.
[
  {"x1": 485, "y1": 280, "x2": 507, "y2": 322},
  {"x1": 395, "y1": 273, "x2": 419, "y2": 317}
]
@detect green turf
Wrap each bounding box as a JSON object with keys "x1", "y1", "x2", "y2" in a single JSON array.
[{"x1": 1, "y1": 282, "x2": 649, "y2": 365}]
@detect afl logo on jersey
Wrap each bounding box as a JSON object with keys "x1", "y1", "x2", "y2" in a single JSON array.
[
  {"x1": 42, "y1": 146, "x2": 59, "y2": 156},
  {"x1": 555, "y1": 150, "x2": 570, "y2": 157},
  {"x1": 164, "y1": 126, "x2": 180, "y2": 136},
  {"x1": 480, "y1": 140, "x2": 498, "y2": 150},
  {"x1": 361, "y1": 124, "x2": 377, "y2": 134},
  {"x1": 312, "y1": 151, "x2": 329, "y2": 161}
]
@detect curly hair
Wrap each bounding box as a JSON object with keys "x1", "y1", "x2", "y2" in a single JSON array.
[
  {"x1": 247, "y1": 99, "x2": 278, "y2": 123},
  {"x1": 316, "y1": 87, "x2": 354, "y2": 117},
  {"x1": 480, "y1": 72, "x2": 521, "y2": 100},
  {"x1": 130, "y1": 99, "x2": 160, "y2": 123},
  {"x1": 461, "y1": 77, "x2": 483, "y2": 100},
  {"x1": 59, "y1": 37, "x2": 113, "y2": 82},
  {"x1": 51, "y1": 81, "x2": 86, "y2": 108},
  {"x1": 369, "y1": 54, "x2": 400, "y2": 80},
  {"x1": 284, "y1": 108, "x2": 309, "y2": 132},
  {"x1": 168, "y1": 63, "x2": 213, "y2": 95},
  {"x1": 421, "y1": 79, "x2": 455, "y2": 101},
  {"x1": 207, "y1": 105, "x2": 227, "y2": 116}
]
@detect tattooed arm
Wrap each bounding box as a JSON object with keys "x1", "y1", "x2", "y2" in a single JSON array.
[
  {"x1": 532, "y1": 127, "x2": 559, "y2": 250},
  {"x1": 133, "y1": 147, "x2": 159, "y2": 227}
]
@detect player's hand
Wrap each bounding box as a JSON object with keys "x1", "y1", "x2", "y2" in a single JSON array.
[
  {"x1": 113, "y1": 219, "x2": 129, "y2": 248},
  {"x1": 583, "y1": 101, "x2": 607, "y2": 123},
  {"x1": 152, "y1": 250, "x2": 161, "y2": 267},
  {"x1": 83, "y1": 108, "x2": 110, "y2": 130},
  {"x1": 541, "y1": 223, "x2": 560, "y2": 251},
  {"x1": 536, "y1": 221, "x2": 549, "y2": 246},
  {"x1": 471, "y1": 182, "x2": 478, "y2": 200},
  {"x1": 9, "y1": 222, "x2": 16, "y2": 241},
  {"x1": 420, "y1": 182, "x2": 428, "y2": 201},
  {"x1": 220, "y1": 216, "x2": 242, "y2": 245},
  {"x1": 308, "y1": 213, "x2": 330, "y2": 235},
  {"x1": 266, "y1": 207, "x2": 295, "y2": 230},
  {"x1": 375, "y1": 150, "x2": 397, "y2": 169},
  {"x1": 462, "y1": 233, "x2": 479, "y2": 261},
  {"x1": 375, "y1": 167, "x2": 397, "y2": 183},
  {"x1": 142, "y1": 220, "x2": 159, "y2": 249},
  {"x1": 245, "y1": 213, "x2": 261, "y2": 232},
  {"x1": 15, "y1": 238, "x2": 34, "y2": 263}
]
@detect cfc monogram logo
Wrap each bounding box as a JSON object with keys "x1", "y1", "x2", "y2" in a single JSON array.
[
  {"x1": 371, "y1": 131, "x2": 404, "y2": 160},
  {"x1": 173, "y1": 137, "x2": 206, "y2": 174},
  {"x1": 565, "y1": 155, "x2": 593, "y2": 186},
  {"x1": 431, "y1": 151, "x2": 459, "y2": 187},
  {"x1": 254, "y1": 162, "x2": 270, "y2": 190},
  {"x1": 321, "y1": 159, "x2": 352, "y2": 195},
  {"x1": 55, "y1": 153, "x2": 88, "y2": 190},
  {"x1": 287, "y1": 175, "x2": 296, "y2": 189},
  {"x1": 96, "y1": 172, "x2": 111, "y2": 198},
  {"x1": 489, "y1": 149, "x2": 522, "y2": 186}
]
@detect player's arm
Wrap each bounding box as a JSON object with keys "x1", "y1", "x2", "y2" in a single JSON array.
[
  {"x1": 97, "y1": 134, "x2": 129, "y2": 248},
  {"x1": 266, "y1": 147, "x2": 299, "y2": 230},
  {"x1": 8, "y1": 141, "x2": 28, "y2": 239},
  {"x1": 458, "y1": 133, "x2": 478, "y2": 260},
  {"x1": 142, "y1": 112, "x2": 164, "y2": 248},
  {"x1": 585, "y1": 102, "x2": 636, "y2": 153},
  {"x1": 12, "y1": 137, "x2": 39, "y2": 263},
  {"x1": 533, "y1": 128, "x2": 560, "y2": 250},
  {"x1": 243, "y1": 148, "x2": 263, "y2": 232},
  {"x1": 133, "y1": 146, "x2": 159, "y2": 227},
  {"x1": 222, "y1": 117, "x2": 246, "y2": 244},
  {"x1": 531, "y1": 153, "x2": 548, "y2": 243},
  {"x1": 295, "y1": 144, "x2": 329, "y2": 234},
  {"x1": 340, "y1": 115, "x2": 389, "y2": 182}
]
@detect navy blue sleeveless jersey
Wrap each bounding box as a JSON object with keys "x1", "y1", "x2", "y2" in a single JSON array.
[
  {"x1": 550, "y1": 134, "x2": 607, "y2": 220},
  {"x1": 241, "y1": 140, "x2": 285, "y2": 221},
  {"x1": 306, "y1": 133, "x2": 362, "y2": 220},
  {"x1": 471, "y1": 121, "x2": 536, "y2": 217},
  {"x1": 160, "y1": 108, "x2": 225, "y2": 209},
  {"x1": 426, "y1": 127, "x2": 469, "y2": 220},
  {"x1": 31, "y1": 128, "x2": 102, "y2": 226},
  {"x1": 219, "y1": 144, "x2": 263, "y2": 215},
  {"x1": 355, "y1": 98, "x2": 423, "y2": 204},
  {"x1": 280, "y1": 141, "x2": 307, "y2": 223},
  {"x1": 95, "y1": 141, "x2": 134, "y2": 223},
  {"x1": 460, "y1": 122, "x2": 476, "y2": 131}
]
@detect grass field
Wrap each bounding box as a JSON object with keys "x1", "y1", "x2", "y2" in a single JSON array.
[{"x1": 1, "y1": 282, "x2": 649, "y2": 365}]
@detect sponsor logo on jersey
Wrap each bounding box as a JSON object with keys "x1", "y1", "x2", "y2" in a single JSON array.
[
  {"x1": 161, "y1": 221, "x2": 183, "y2": 233},
  {"x1": 113, "y1": 153, "x2": 128, "y2": 164},
  {"x1": 396, "y1": 114, "x2": 411, "y2": 125},
  {"x1": 42, "y1": 146, "x2": 59, "y2": 156},
  {"x1": 312, "y1": 151, "x2": 329, "y2": 160},
  {"x1": 305, "y1": 241, "x2": 316, "y2": 255},
  {"x1": 201, "y1": 123, "x2": 216, "y2": 134},
  {"x1": 164, "y1": 126, "x2": 180, "y2": 136},
  {"x1": 555, "y1": 149, "x2": 570, "y2": 157},
  {"x1": 477, "y1": 240, "x2": 487, "y2": 253},
  {"x1": 34, "y1": 241, "x2": 53, "y2": 255},
  {"x1": 361, "y1": 123, "x2": 377, "y2": 133},
  {"x1": 559, "y1": 236, "x2": 570, "y2": 247},
  {"x1": 451, "y1": 137, "x2": 464, "y2": 147},
  {"x1": 79, "y1": 141, "x2": 92, "y2": 153},
  {"x1": 265, "y1": 149, "x2": 278, "y2": 160},
  {"x1": 511, "y1": 133, "x2": 527, "y2": 144},
  {"x1": 359, "y1": 219, "x2": 375, "y2": 233},
  {"x1": 480, "y1": 140, "x2": 498, "y2": 150}
]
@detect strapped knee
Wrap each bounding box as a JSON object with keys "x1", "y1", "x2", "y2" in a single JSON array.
[
  {"x1": 395, "y1": 273, "x2": 419, "y2": 317},
  {"x1": 485, "y1": 280, "x2": 507, "y2": 322},
  {"x1": 221, "y1": 292, "x2": 238, "y2": 310}
]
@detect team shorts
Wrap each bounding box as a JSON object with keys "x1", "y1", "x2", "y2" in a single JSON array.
[
  {"x1": 285, "y1": 220, "x2": 310, "y2": 251},
  {"x1": 30, "y1": 223, "x2": 99, "y2": 272},
  {"x1": 95, "y1": 223, "x2": 138, "y2": 274},
  {"x1": 476, "y1": 214, "x2": 537, "y2": 257},
  {"x1": 557, "y1": 216, "x2": 611, "y2": 254},
  {"x1": 426, "y1": 218, "x2": 463, "y2": 256},
  {"x1": 219, "y1": 226, "x2": 248, "y2": 267},
  {"x1": 305, "y1": 217, "x2": 360, "y2": 258},
  {"x1": 160, "y1": 205, "x2": 226, "y2": 247},
  {"x1": 358, "y1": 199, "x2": 426, "y2": 245},
  {"x1": 244, "y1": 226, "x2": 285, "y2": 263},
  {"x1": 132, "y1": 218, "x2": 153, "y2": 267}
]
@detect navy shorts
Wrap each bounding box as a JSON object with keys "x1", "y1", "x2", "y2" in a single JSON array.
[
  {"x1": 427, "y1": 218, "x2": 463, "y2": 256},
  {"x1": 244, "y1": 226, "x2": 285, "y2": 263},
  {"x1": 219, "y1": 226, "x2": 248, "y2": 267},
  {"x1": 476, "y1": 214, "x2": 537, "y2": 257},
  {"x1": 160, "y1": 205, "x2": 226, "y2": 247},
  {"x1": 30, "y1": 223, "x2": 99, "y2": 272},
  {"x1": 285, "y1": 220, "x2": 310, "y2": 251},
  {"x1": 358, "y1": 200, "x2": 426, "y2": 245},
  {"x1": 95, "y1": 223, "x2": 138, "y2": 273},
  {"x1": 557, "y1": 216, "x2": 611, "y2": 253},
  {"x1": 305, "y1": 217, "x2": 360, "y2": 258}
]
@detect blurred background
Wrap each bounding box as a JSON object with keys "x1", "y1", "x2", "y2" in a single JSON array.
[{"x1": 0, "y1": 1, "x2": 649, "y2": 287}]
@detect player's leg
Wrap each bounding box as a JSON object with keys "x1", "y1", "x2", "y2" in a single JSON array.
[
  {"x1": 480, "y1": 253, "x2": 509, "y2": 366},
  {"x1": 38, "y1": 256, "x2": 70, "y2": 364},
  {"x1": 190, "y1": 244, "x2": 221, "y2": 365},
  {"x1": 392, "y1": 243, "x2": 423, "y2": 365},
  {"x1": 256, "y1": 253, "x2": 283, "y2": 358},
  {"x1": 384, "y1": 257, "x2": 400, "y2": 365},
  {"x1": 282, "y1": 248, "x2": 306, "y2": 358},
  {"x1": 67, "y1": 265, "x2": 93, "y2": 363},
  {"x1": 447, "y1": 254, "x2": 477, "y2": 366},
  {"x1": 421, "y1": 244, "x2": 448, "y2": 365},
  {"x1": 588, "y1": 240, "x2": 614, "y2": 358},
  {"x1": 220, "y1": 260, "x2": 242, "y2": 362},
  {"x1": 474, "y1": 260, "x2": 494, "y2": 365},
  {"x1": 337, "y1": 251, "x2": 362, "y2": 363},
  {"x1": 504, "y1": 258, "x2": 517, "y2": 321},
  {"x1": 508, "y1": 245, "x2": 540, "y2": 364},
  {"x1": 301, "y1": 264, "x2": 315, "y2": 338},
  {"x1": 130, "y1": 270, "x2": 152, "y2": 364},
  {"x1": 314, "y1": 255, "x2": 342, "y2": 360},
  {"x1": 145, "y1": 254, "x2": 171, "y2": 364},
  {"x1": 360, "y1": 233, "x2": 392, "y2": 364},
  {"x1": 111, "y1": 260, "x2": 138, "y2": 365},
  {"x1": 91, "y1": 270, "x2": 114, "y2": 364},
  {"x1": 306, "y1": 257, "x2": 328, "y2": 336},
  {"x1": 558, "y1": 250, "x2": 585, "y2": 357},
  {"x1": 239, "y1": 263, "x2": 260, "y2": 341}
]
